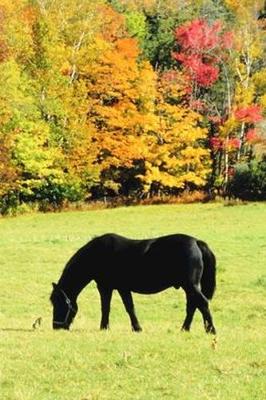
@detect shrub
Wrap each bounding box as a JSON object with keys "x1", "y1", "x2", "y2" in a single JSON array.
[
  {"x1": 35, "y1": 177, "x2": 86, "y2": 211},
  {"x1": 0, "y1": 176, "x2": 86, "y2": 215},
  {"x1": 0, "y1": 191, "x2": 20, "y2": 215},
  {"x1": 228, "y1": 157, "x2": 266, "y2": 201}
]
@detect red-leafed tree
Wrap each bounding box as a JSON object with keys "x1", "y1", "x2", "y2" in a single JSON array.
[
  {"x1": 173, "y1": 19, "x2": 233, "y2": 94},
  {"x1": 234, "y1": 105, "x2": 263, "y2": 123}
]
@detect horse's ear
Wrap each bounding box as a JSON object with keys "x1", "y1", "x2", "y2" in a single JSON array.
[{"x1": 52, "y1": 282, "x2": 57, "y2": 289}]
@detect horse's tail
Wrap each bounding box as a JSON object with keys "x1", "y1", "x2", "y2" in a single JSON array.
[{"x1": 197, "y1": 240, "x2": 216, "y2": 300}]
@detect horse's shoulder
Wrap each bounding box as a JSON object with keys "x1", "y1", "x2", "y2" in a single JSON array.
[
  {"x1": 93, "y1": 233, "x2": 128, "y2": 248},
  {"x1": 98, "y1": 233, "x2": 126, "y2": 242}
]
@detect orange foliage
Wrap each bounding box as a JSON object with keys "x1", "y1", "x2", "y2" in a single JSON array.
[
  {"x1": 97, "y1": 4, "x2": 127, "y2": 42},
  {"x1": 84, "y1": 37, "x2": 157, "y2": 171}
]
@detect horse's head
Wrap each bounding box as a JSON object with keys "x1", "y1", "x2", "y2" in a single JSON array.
[{"x1": 50, "y1": 283, "x2": 78, "y2": 330}]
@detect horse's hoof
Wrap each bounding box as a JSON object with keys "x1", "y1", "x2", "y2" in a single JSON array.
[
  {"x1": 132, "y1": 326, "x2": 142, "y2": 332},
  {"x1": 100, "y1": 325, "x2": 109, "y2": 331},
  {"x1": 207, "y1": 326, "x2": 216, "y2": 335},
  {"x1": 181, "y1": 326, "x2": 190, "y2": 332}
]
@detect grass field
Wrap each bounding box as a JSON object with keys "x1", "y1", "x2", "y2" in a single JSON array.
[{"x1": 1, "y1": 203, "x2": 266, "y2": 400}]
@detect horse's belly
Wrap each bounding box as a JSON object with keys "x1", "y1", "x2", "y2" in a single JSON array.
[
  {"x1": 118, "y1": 272, "x2": 174, "y2": 294},
  {"x1": 131, "y1": 284, "x2": 171, "y2": 294}
]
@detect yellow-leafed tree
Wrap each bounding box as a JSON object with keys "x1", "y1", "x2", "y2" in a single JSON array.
[{"x1": 140, "y1": 71, "x2": 211, "y2": 194}]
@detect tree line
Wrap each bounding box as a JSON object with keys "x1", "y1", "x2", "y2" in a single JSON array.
[{"x1": 0, "y1": 0, "x2": 265, "y2": 214}]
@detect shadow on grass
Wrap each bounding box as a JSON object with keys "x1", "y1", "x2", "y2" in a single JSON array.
[
  {"x1": 0, "y1": 328, "x2": 36, "y2": 332},
  {"x1": 0, "y1": 327, "x2": 89, "y2": 333}
]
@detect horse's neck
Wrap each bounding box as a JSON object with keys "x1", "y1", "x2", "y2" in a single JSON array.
[
  {"x1": 58, "y1": 266, "x2": 90, "y2": 301},
  {"x1": 58, "y1": 243, "x2": 95, "y2": 300}
]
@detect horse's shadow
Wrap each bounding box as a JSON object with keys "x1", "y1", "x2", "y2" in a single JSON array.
[{"x1": 0, "y1": 328, "x2": 36, "y2": 333}]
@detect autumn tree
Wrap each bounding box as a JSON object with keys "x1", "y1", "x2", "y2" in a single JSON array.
[
  {"x1": 81, "y1": 33, "x2": 158, "y2": 196},
  {"x1": 0, "y1": 0, "x2": 108, "y2": 209},
  {"x1": 224, "y1": 0, "x2": 265, "y2": 151},
  {"x1": 0, "y1": 0, "x2": 37, "y2": 210},
  {"x1": 172, "y1": 10, "x2": 265, "y2": 193},
  {"x1": 139, "y1": 70, "x2": 211, "y2": 195},
  {"x1": 211, "y1": 0, "x2": 266, "y2": 192},
  {"x1": 173, "y1": 18, "x2": 234, "y2": 104}
]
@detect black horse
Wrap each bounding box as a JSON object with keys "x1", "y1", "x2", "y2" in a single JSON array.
[{"x1": 50, "y1": 233, "x2": 216, "y2": 334}]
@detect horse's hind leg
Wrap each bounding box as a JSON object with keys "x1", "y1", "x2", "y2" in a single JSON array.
[
  {"x1": 183, "y1": 286, "x2": 216, "y2": 334},
  {"x1": 181, "y1": 293, "x2": 197, "y2": 332},
  {"x1": 97, "y1": 285, "x2": 113, "y2": 330},
  {"x1": 118, "y1": 290, "x2": 142, "y2": 332},
  {"x1": 198, "y1": 296, "x2": 216, "y2": 334}
]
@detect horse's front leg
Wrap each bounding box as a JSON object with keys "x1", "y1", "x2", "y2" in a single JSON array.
[
  {"x1": 118, "y1": 290, "x2": 142, "y2": 332},
  {"x1": 97, "y1": 285, "x2": 113, "y2": 330}
]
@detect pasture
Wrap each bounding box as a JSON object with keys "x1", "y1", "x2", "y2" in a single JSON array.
[{"x1": 1, "y1": 203, "x2": 266, "y2": 400}]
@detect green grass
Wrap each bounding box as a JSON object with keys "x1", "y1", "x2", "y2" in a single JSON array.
[{"x1": 1, "y1": 203, "x2": 266, "y2": 400}]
